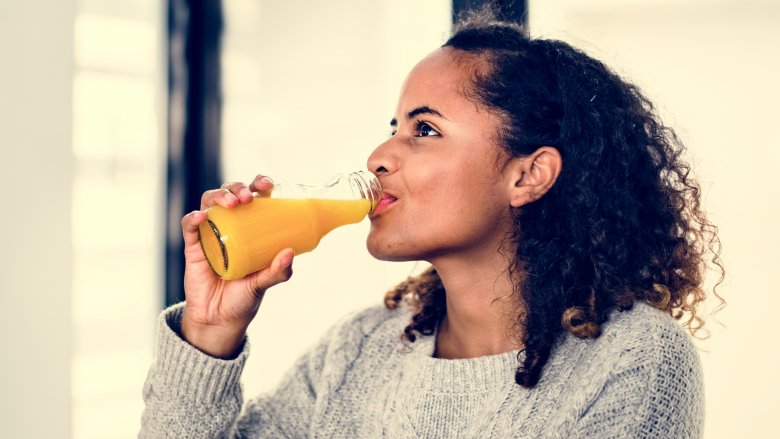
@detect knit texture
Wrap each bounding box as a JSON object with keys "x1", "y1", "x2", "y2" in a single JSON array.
[{"x1": 140, "y1": 301, "x2": 703, "y2": 438}]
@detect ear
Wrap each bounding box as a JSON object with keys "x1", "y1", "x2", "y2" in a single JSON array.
[{"x1": 506, "y1": 146, "x2": 562, "y2": 208}]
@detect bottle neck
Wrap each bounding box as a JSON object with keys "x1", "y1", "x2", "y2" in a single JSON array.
[
  {"x1": 266, "y1": 170, "x2": 381, "y2": 216},
  {"x1": 347, "y1": 171, "x2": 382, "y2": 214}
]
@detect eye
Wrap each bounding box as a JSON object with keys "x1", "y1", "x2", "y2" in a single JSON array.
[{"x1": 414, "y1": 121, "x2": 440, "y2": 137}]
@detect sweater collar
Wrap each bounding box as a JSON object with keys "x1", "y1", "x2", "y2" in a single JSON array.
[{"x1": 403, "y1": 332, "x2": 523, "y2": 394}]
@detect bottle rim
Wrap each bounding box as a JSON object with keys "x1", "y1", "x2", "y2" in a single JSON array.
[{"x1": 349, "y1": 170, "x2": 382, "y2": 214}]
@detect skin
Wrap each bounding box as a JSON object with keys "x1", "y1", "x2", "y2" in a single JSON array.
[
  {"x1": 180, "y1": 176, "x2": 294, "y2": 358},
  {"x1": 366, "y1": 48, "x2": 562, "y2": 358},
  {"x1": 180, "y1": 47, "x2": 562, "y2": 360}
]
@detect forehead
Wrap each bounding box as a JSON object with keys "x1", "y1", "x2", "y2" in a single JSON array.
[{"x1": 396, "y1": 48, "x2": 480, "y2": 115}]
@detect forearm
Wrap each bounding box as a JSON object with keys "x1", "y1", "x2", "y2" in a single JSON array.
[
  {"x1": 140, "y1": 302, "x2": 331, "y2": 438},
  {"x1": 140, "y1": 303, "x2": 247, "y2": 438}
]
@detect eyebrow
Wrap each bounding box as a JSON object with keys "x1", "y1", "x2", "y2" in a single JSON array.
[{"x1": 389, "y1": 106, "x2": 446, "y2": 127}]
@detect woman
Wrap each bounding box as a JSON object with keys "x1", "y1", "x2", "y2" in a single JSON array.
[{"x1": 141, "y1": 10, "x2": 723, "y2": 439}]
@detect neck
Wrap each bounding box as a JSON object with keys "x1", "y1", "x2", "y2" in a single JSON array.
[{"x1": 429, "y1": 245, "x2": 525, "y2": 359}]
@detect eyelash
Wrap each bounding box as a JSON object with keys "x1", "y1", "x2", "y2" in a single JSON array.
[
  {"x1": 389, "y1": 120, "x2": 440, "y2": 137},
  {"x1": 414, "y1": 120, "x2": 439, "y2": 137}
]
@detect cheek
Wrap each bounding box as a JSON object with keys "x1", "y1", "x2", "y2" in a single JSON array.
[
  {"x1": 412, "y1": 158, "x2": 499, "y2": 216},
  {"x1": 428, "y1": 161, "x2": 509, "y2": 234},
  {"x1": 404, "y1": 158, "x2": 465, "y2": 212}
]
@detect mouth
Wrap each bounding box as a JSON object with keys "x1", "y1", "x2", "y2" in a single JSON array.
[{"x1": 370, "y1": 192, "x2": 397, "y2": 218}]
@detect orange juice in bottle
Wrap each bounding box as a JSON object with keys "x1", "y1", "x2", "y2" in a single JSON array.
[{"x1": 198, "y1": 171, "x2": 381, "y2": 280}]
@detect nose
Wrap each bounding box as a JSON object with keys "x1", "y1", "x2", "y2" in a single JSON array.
[{"x1": 366, "y1": 138, "x2": 398, "y2": 176}]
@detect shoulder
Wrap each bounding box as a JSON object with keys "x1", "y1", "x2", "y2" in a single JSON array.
[
  {"x1": 564, "y1": 302, "x2": 704, "y2": 391},
  {"x1": 595, "y1": 302, "x2": 702, "y2": 371},
  {"x1": 300, "y1": 302, "x2": 412, "y2": 391},
  {"x1": 331, "y1": 302, "x2": 412, "y2": 339},
  {"x1": 546, "y1": 303, "x2": 705, "y2": 437},
  {"x1": 553, "y1": 301, "x2": 703, "y2": 378},
  {"x1": 567, "y1": 302, "x2": 704, "y2": 436},
  {"x1": 315, "y1": 302, "x2": 413, "y2": 361}
]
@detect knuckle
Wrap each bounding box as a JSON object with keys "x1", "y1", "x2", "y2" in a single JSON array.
[
  {"x1": 221, "y1": 182, "x2": 247, "y2": 193},
  {"x1": 253, "y1": 175, "x2": 273, "y2": 186},
  {"x1": 201, "y1": 189, "x2": 216, "y2": 202}
]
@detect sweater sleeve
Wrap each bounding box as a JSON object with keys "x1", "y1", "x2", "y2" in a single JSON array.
[
  {"x1": 139, "y1": 303, "x2": 332, "y2": 438},
  {"x1": 571, "y1": 322, "x2": 705, "y2": 439}
]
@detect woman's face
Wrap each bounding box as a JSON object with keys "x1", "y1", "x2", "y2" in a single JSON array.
[{"x1": 366, "y1": 48, "x2": 515, "y2": 262}]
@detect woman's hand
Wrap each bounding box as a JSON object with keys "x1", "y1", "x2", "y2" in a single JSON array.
[{"x1": 179, "y1": 175, "x2": 294, "y2": 358}]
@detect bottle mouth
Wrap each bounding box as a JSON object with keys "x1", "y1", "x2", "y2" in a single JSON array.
[{"x1": 349, "y1": 171, "x2": 382, "y2": 214}]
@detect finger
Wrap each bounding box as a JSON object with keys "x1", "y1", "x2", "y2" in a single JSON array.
[
  {"x1": 181, "y1": 210, "x2": 206, "y2": 247},
  {"x1": 248, "y1": 175, "x2": 274, "y2": 197},
  {"x1": 220, "y1": 181, "x2": 254, "y2": 204},
  {"x1": 200, "y1": 188, "x2": 240, "y2": 210},
  {"x1": 245, "y1": 248, "x2": 294, "y2": 299}
]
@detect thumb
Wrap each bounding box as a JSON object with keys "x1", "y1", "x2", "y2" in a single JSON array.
[{"x1": 246, "y1": 248, "x2": 295, "y2": 299}]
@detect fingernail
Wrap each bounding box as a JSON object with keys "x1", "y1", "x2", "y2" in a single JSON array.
[
  {"x1": 260, "y1": 176, "x2": 273, "y2": 184},
  {"x1": 240, "y1": 188, "x2": 252, "y2": 198}
]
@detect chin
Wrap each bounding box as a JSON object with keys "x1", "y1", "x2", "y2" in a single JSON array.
[{"x1": 366, "y1": 237, "x2": 418, "y2": 262}]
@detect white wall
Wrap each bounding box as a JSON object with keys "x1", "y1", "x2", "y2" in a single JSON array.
[
  {"x1": 530, "y1": 1, "x2": 780, "y2": 437},
  {"x1": 69, "y1": 1, "x2": 165, "y2": 437},
  {"x1": 0, "y1": 1, "x2": 75, "y2": 437},
  {"x1": 0, "y1": 2, "x2": 163, "y2": 438}
]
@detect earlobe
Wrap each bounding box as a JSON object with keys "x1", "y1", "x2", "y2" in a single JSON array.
[{"x1": 508, "y1": 146, "x2": 562, "y2": 208}]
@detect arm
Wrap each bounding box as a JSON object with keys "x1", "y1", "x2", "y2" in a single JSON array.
[
  {"x1": 140, "y1": 304, "x2": 246, "y2": 438},
  {"x1": 139, "y1": 175, "x2": 300, "y2": 438},
  {"x1": 572, "y1": 329, "x2": 705, "y2": 439},
  {"x1": 140, "y1": 303, "x2": 331, "y2": 438}
]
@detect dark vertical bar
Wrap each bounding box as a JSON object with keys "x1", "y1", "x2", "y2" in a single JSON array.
[
  {"x1": 166, "y1": 0, "x2": 224, "y2": 307},
  {"x1": 452, "y1": 0, "x2": 527, "y2": 25}
]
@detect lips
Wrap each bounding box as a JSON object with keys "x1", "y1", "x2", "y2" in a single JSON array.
[{"x1": 370, "y1": 192, "x2": 397, "y2": 217}]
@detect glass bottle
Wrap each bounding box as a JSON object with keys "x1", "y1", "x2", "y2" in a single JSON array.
[{"x1": 198, "y1": 170, "x2": 381, "y2": 280}]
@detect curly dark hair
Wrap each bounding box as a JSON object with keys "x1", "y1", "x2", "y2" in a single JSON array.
[{"x1": 384, "y1": 9, "x2": 725, "y2": 388}]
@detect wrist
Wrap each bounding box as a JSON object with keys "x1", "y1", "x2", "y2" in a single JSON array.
[{"x1": 180, "y1": 314, "x2": 247, "y2": 359}]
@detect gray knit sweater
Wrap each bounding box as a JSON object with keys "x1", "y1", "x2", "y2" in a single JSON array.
[{"x1": 140, "y1": 301, "x2": 703, "y2": 438}]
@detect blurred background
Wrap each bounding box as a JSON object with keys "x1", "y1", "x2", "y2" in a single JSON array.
[{"x1": 0, "y1": 0, "x2": 777, "y2": 437}]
